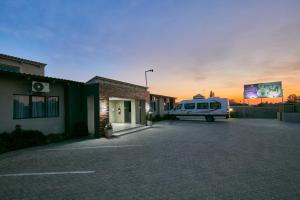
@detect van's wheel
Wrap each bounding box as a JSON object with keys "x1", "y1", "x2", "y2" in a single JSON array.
[{"x1": 205, "y1": 116, "x2": 215, "y2": 122}]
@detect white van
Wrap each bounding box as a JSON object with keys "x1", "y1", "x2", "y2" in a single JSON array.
[{"x1": 169, "y1": 97, "x2": 230, "y2": 122}]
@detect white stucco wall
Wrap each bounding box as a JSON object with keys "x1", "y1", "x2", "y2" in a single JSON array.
[
  {"x1": 0, "y1": 57, "x2": 45, "y2": 76},
  {"x1": 0, "y1": 78, "x2": 65, "y2": 134},
  {"x1": 131, "y1": 100, "x2": 136, "y2": 124}
]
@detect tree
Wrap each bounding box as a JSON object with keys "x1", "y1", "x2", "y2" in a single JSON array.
[
  {"x1": 229, "y1": 99, "x2": 236, "y2": 104},
  {"x1": 287, "y1": 94, "x2": 300, "y2": 103},
  {"x1": 209, "y1": 90, "x2": 215, "y2": 98},
  {"x1": 229, "y1": 99, "x2": 238, "y2": 105}
]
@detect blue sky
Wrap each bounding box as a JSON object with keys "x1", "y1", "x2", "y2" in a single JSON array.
[{"x1": 1, "y1": 0, "x2": 300, "y2": 100}]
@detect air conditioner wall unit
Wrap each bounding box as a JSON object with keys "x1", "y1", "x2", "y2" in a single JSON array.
[{"x1": 32, "y1": 81, "x2": 50, "y2": 93}]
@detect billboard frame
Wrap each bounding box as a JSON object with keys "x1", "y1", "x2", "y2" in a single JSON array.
[
  {"x1": 243, "y1": 81, "x2": 283, "y2": 99},
  {"x1": 242, "y1": 81, "x2": 284, "y2": 118}
]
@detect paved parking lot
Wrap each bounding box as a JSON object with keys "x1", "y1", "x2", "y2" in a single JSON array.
[{"x1": 0, "y1": 119, "x2": 300, "y2": 200}]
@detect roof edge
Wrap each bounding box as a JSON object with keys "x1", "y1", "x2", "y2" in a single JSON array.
[
  {"x1": 0, "y1": 70, "x2": 83, "y2": 84},
  {"x1": 150, "y1": 93, "x2": 176, "y2": 99},
  {"x1": 87, "y1": 76, "x2": 148, "y2": 89},
  {"x1": 0, "y1": 53, "x2": 47, "y2": 67}
]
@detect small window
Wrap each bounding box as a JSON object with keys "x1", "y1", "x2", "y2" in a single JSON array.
[
  {"x1": 32, "y1": 96, "x2": 46, "y2": 118},
  {"x1": 210, "y1": 101, "x2": 221, "y2": 110},
  {"x1": 184, "y1": 103, "x2": 195, "y2": 109},
  {"x1": 47, "y1": 97, "x2": 59, "y2": 117},
  {"x1": 197, "y1": 103, "x2": 209, "y2": 109},
  {"x1": 175, "y1": 104, "x2": 182, "y2": 110},
  {"x1": 151, "y1": 102, "x2": 156, "y2": 112},
  {"x1": 13, "y1": 95, "x2": 30, "y2": 119}
]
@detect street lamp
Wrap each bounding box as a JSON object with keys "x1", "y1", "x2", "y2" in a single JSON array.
[{"x1": 145, "y1": 69, "x2": 154, "y2": 87}]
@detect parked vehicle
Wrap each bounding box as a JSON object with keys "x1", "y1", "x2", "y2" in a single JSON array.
[{"x1": 169, "y1": 97, "x2": 230, "y2": 122}]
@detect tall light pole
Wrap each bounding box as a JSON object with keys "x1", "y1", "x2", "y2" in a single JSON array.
[{"x1": 145, "y1": 69, "x2": 153, "y2": 87}]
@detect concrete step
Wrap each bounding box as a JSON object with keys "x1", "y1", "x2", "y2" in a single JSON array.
[{"x1": 113, "y1": 126, "x2": 151, "y2": 136}]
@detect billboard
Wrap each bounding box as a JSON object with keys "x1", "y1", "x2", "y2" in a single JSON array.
[{"x1": 244, "y1": 81, "x2": 282, "y2": 99}]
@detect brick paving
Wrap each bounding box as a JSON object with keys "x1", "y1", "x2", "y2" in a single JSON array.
[{"x1": 0, "y1": 119, "x2": 299, "y2": 200}]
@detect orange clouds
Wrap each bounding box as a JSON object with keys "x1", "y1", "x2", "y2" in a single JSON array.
[{"x1": 149, "y1": 55, "x2": 300, "y2": 104}]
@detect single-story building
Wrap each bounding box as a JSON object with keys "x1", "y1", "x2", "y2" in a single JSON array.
[
  {"x1": 0, "y1": 53, "x2": 170, "y2": 137},
  {"x1": 150, "y1": 94, "x2": 176, "y2": 117},
  {"x1": 86, "y1": 76, "x2": 150, "y2": 133},
  {"x1": 0, "y1": 70, "x2": 86, "y2": 136}
]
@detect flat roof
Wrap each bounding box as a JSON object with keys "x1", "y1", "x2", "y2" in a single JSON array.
[
  {"x1": 87, "y1": 76, "x2": 148, "y2": 89},
  {"x1": 0, "y1": 53, "x2": 47, "y2": 67},
  {"x1": 150, "y1": 93, "x2": 176, "y2": 99}
]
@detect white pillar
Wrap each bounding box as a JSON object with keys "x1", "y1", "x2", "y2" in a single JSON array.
[{"x1": 131, "y1": 99, "x2": 136, "y2": 125}]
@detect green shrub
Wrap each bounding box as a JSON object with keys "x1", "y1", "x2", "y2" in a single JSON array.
[
  {"x1": 10, "y1": 129, "x2": 46, "y2": 150},
  {"x1": 0, "y1": 126, "x2": 68, "y2": 154},
  {"x1": 0, "y1": 129, "x2": 46, "y2": 153},
  {"x1": 0, "y1": 132, "x2": 11, "y2": 153},
  {"x1": 152, "y1": 115, "x2": 160, "y2": 122}
]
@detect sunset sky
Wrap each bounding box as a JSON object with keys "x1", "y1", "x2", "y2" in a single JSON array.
[{"x1": 1, "y1": 0, "x2": 299, "y2": 102}]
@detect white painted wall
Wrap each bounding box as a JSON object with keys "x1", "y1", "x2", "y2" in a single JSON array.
[
  {"x1": 0, "y1": 78, "x2": 65, "y2": 134},
  {"x1": 131, "y1": 99, "x2": 136, "y2": 125}
]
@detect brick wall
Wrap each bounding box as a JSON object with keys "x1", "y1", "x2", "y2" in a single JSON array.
[{"x1": 93, "y1": 78, "x2": 149, "y2": 134}]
